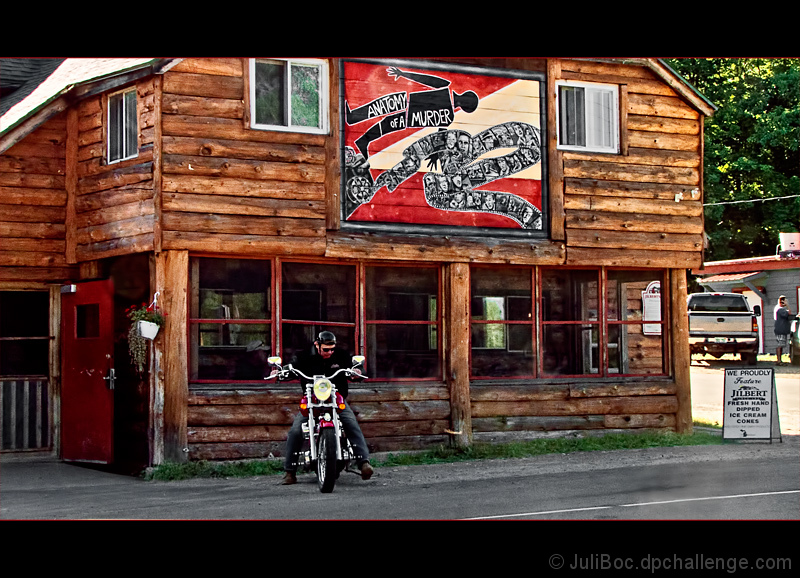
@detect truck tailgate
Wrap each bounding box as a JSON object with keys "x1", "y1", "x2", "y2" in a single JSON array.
[{"x1": 689, "y1": 313, "x2": 753, "y2": 334}]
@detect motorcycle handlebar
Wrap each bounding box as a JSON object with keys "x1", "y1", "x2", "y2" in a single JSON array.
[{"x1": 264, "y1": 363, "x2": 368, "y2": 381}]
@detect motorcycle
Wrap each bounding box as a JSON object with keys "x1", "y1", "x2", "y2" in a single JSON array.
[{"x1": 266, "y1": 354, "x2": 367, "y2": 493}]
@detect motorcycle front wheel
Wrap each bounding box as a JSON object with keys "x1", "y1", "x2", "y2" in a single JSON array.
[{"x1": 317, "y1": 428, "x2": 338, "y2": 493}]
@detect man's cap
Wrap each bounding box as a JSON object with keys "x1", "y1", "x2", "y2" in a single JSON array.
[{"x1": 317, "y1": 331, "x2": 337, "y2": 344}]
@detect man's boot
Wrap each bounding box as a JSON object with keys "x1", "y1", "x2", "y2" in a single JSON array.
[
  {"x1": 280, "y1": 471, "x2": 297, "y2": 485},
  {"x1": 359, "y1": 461, "x2": 374, "y2": 481}
]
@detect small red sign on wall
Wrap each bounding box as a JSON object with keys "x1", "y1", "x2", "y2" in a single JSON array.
[{"x1": 342, "y1": 59, "x2": 546, "y2": 234}]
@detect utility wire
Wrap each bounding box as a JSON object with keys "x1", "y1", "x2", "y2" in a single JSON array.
[{"x1": 703, "y1": 194, "x2": 800, "y2": 206}]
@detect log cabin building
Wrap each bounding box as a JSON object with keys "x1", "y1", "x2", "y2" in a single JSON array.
[{"x1": 0, "y1": 57, "x2": 716, "y2": 470}]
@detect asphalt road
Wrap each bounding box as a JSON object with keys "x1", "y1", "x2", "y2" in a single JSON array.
[
  {"x1": 1, "y1": 362, "x2": 798, "y2": 521},
  {"x1": 2, "y1": 431, "x2": 797, "y2": 521}
]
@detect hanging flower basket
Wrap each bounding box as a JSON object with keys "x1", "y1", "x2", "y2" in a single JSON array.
[
  {"x1": 137, "y1": 319, "x2": 160, "y2": 340},
  {"x1": 126, "y1": 296, "x2": 166, "y2": 374}
]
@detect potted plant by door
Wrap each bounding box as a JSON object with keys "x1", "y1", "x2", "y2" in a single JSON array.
[{"x1": 126, "y1": 299, "x2": 166, "y2": 373}]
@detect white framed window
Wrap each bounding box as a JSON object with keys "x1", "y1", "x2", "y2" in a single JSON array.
[
  {"x1": 249, "y1": 58, "x2": 329, "y2": 134},
  {"x1": 107, "y1": 87, "x2": 138, "y2": 163},
  {"x1": 556, "y1": 81, "x2": 619, "y2": 154}
]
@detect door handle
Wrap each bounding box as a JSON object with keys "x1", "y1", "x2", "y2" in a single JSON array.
[{"x1": 104, "y1": 367, "x2": 116, "y2": 390}]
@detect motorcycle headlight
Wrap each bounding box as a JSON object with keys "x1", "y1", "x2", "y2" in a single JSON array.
[{"x1": 313, "y1": 378, "x2": 333, "y2": 401}]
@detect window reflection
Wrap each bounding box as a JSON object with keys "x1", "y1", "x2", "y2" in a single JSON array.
[
  {"x1": 606, "y1": 270, "x2": 664, "y2": 375},
  {"x1": 471, "y1": 268, "x2": 534, "y2": 377},
  {"x1": 366, "y1": 266, "x2": 440, "y2": 379},
  {"x1": 190, "y1": 258, "x2": 271, "y2": 382},
  {"x1": 281, "y1": 262, "x2": 356, "y2": 363}
]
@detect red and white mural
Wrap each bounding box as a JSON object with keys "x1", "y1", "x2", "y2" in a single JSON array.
[{"x1": 342, "y1": 59, "x2": 545, "y2": 232}]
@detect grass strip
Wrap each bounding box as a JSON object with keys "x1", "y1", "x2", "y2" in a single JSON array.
[{"x1": 144, "y1": 427, "x2": 723, "y2": 482}]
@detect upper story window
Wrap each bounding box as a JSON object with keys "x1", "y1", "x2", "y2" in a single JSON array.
[
  {"x1": 249, "y1": 58, "x2": 328, "y2": 134},
  {"x1": 556, "y1": 80, "x2": 619, "y2": 154},
  {"x1": 107, "y1": 87, "x2": 138, "y2": 163}
]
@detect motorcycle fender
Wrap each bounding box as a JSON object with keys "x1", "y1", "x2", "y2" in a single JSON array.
[{"x1": 319, "y1": 420, "x2": 335, "y2": 428}]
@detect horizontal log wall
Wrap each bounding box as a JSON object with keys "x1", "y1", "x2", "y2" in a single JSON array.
[
  {"x1": 471, "y1": 380, "x2": 678, "y2": 443},
  {"x1": 0, "y1": 114, "x2": 76, "y2": 283},
  {"x1": 160, "y1": 58, "x2": 327, "y2": 258},
  {"x1": 558, "y1": 59, "x2": 704, "y2": 268},
  {"x1": 73, "y1": 78, "x2": 156, "y2": 261},
  {"x1": 173, "y1": 58, "x2": 699, "y2": 460},
  {"x1": 187, "y1": 383, "x2": 451, "y2": 460}
]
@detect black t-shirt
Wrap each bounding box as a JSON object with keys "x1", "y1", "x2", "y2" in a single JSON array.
[{"x1": 288, "y1": 346, "x2": 358, "y2": 399}]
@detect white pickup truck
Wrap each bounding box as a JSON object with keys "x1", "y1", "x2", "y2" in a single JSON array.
[{"x1": 687, "y1": 292, "x2": 761, "y2": 365}]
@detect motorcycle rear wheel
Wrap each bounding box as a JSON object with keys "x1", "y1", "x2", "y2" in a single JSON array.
[{"x1": 317, "y1": 428, "x2": 338, "y2": 493}]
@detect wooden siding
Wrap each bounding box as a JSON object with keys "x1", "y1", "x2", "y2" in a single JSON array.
[
  {"x1": 72, "y1": 79, "x2": 157, "y2": 262},
  {"x1": 0, "y1": 58, "x2": 707, "y2": 462},
  {"x1": 187, "y1": 384, "x2": 451, "y2": 460},
  {"x1": 153, "y1": 58, "x2": 702, "y2": 460},
  {"x1": 557, "y1": 59, "x2": 705, "y2": 269},
  {"x1": 471, "y1": 381, "x2": 678, "y2": 443},
  {"x1": 0, "y1": 115, "x2": 76, "y2": 283},
  {"x1": 159, "y1": 58, "x2": 327, "y2": 258}
]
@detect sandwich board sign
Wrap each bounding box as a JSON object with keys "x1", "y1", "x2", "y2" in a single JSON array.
[{"x1": 722, "y1": 368, "x2": 781, "y2": 441}]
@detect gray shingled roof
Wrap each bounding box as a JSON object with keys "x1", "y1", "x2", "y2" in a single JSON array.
[{"x1": 0, "y1": 58, "x2": 65, "y2": 117}]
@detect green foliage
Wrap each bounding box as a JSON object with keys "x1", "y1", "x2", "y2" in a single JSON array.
[{"x1": 666, "y1": 58, "x2": 800, "y2": 261}]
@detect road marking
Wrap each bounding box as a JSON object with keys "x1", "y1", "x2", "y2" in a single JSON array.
[
  {"x1": 461, "y1": 489, "x2": 800, "y2": 520},
  {"x1": 619, "y1": 489, "x2": 800, "y2": 508},
  {"x1": 463, "y1": 506, "x2": 612, "y2": 520}
]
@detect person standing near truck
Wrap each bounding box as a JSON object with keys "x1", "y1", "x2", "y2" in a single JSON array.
[{"x1": 774, "y1": 295, "x2": 792, "y2": 365}]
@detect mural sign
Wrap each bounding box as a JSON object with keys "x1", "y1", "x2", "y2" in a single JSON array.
[{"x1": 341, "y1": 59, "x2": 546, "y2": 236}]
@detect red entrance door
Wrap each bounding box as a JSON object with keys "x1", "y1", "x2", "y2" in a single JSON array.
[{"x1": 61, "y1": 279, "x2": 115, "y2": 463}]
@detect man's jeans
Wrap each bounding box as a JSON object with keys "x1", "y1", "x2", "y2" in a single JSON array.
[{"x1": 283, "y1": 400, "x2": 370, "y2": 472}]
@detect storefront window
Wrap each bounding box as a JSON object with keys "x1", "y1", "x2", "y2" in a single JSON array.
[
  {"x1": 365, "y1": 265, "x2": 440, "y2": 379},
  {"x1": 471, "y1": 267, "x2": 534, "y2": 377},
  {"x1": 188, "y1": 259, "x2": 667, "y2": 386},
  {"x1": 281, "y1": 262, "x2": 357, "y2": 363},
  {"x1": 540, "y1": 269, "x2": 600, "y2": 375},
  {"x1": 606, "y1": 269, "x2": 665, "y2": 375},
  {"x1": 190, "y1": 258, "x2": 272, "y2": 382}
]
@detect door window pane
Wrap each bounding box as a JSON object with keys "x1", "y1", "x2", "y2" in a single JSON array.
[{"x1": 76, "y1": 304, "x2": 100, "y2": 338}]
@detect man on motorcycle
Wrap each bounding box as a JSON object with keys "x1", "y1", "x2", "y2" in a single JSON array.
[{"x1": 278, "y1": 331, "x2": 374, "y2": 485}]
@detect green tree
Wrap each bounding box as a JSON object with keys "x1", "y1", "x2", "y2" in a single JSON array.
[{"x1": 666, "y1": 58, "x2": 799, "y2": 261}]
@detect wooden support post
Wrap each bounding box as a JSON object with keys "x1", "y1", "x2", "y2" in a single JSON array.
[
  {"x1": 546, "y1": 58, "x2": 565, "y2": 242},
  {"x1": 65, "y1": 108, "x2": 78, "y2": 264},
  {"x1": 671, "y1": 268, "x2": 693, "y2": 434},
  {"x1": 447, "y1": 262, "x2": 472, "y2": 447},
  {"x1": 155, "y1": 250, "x2": 189, "y2": 463}
]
